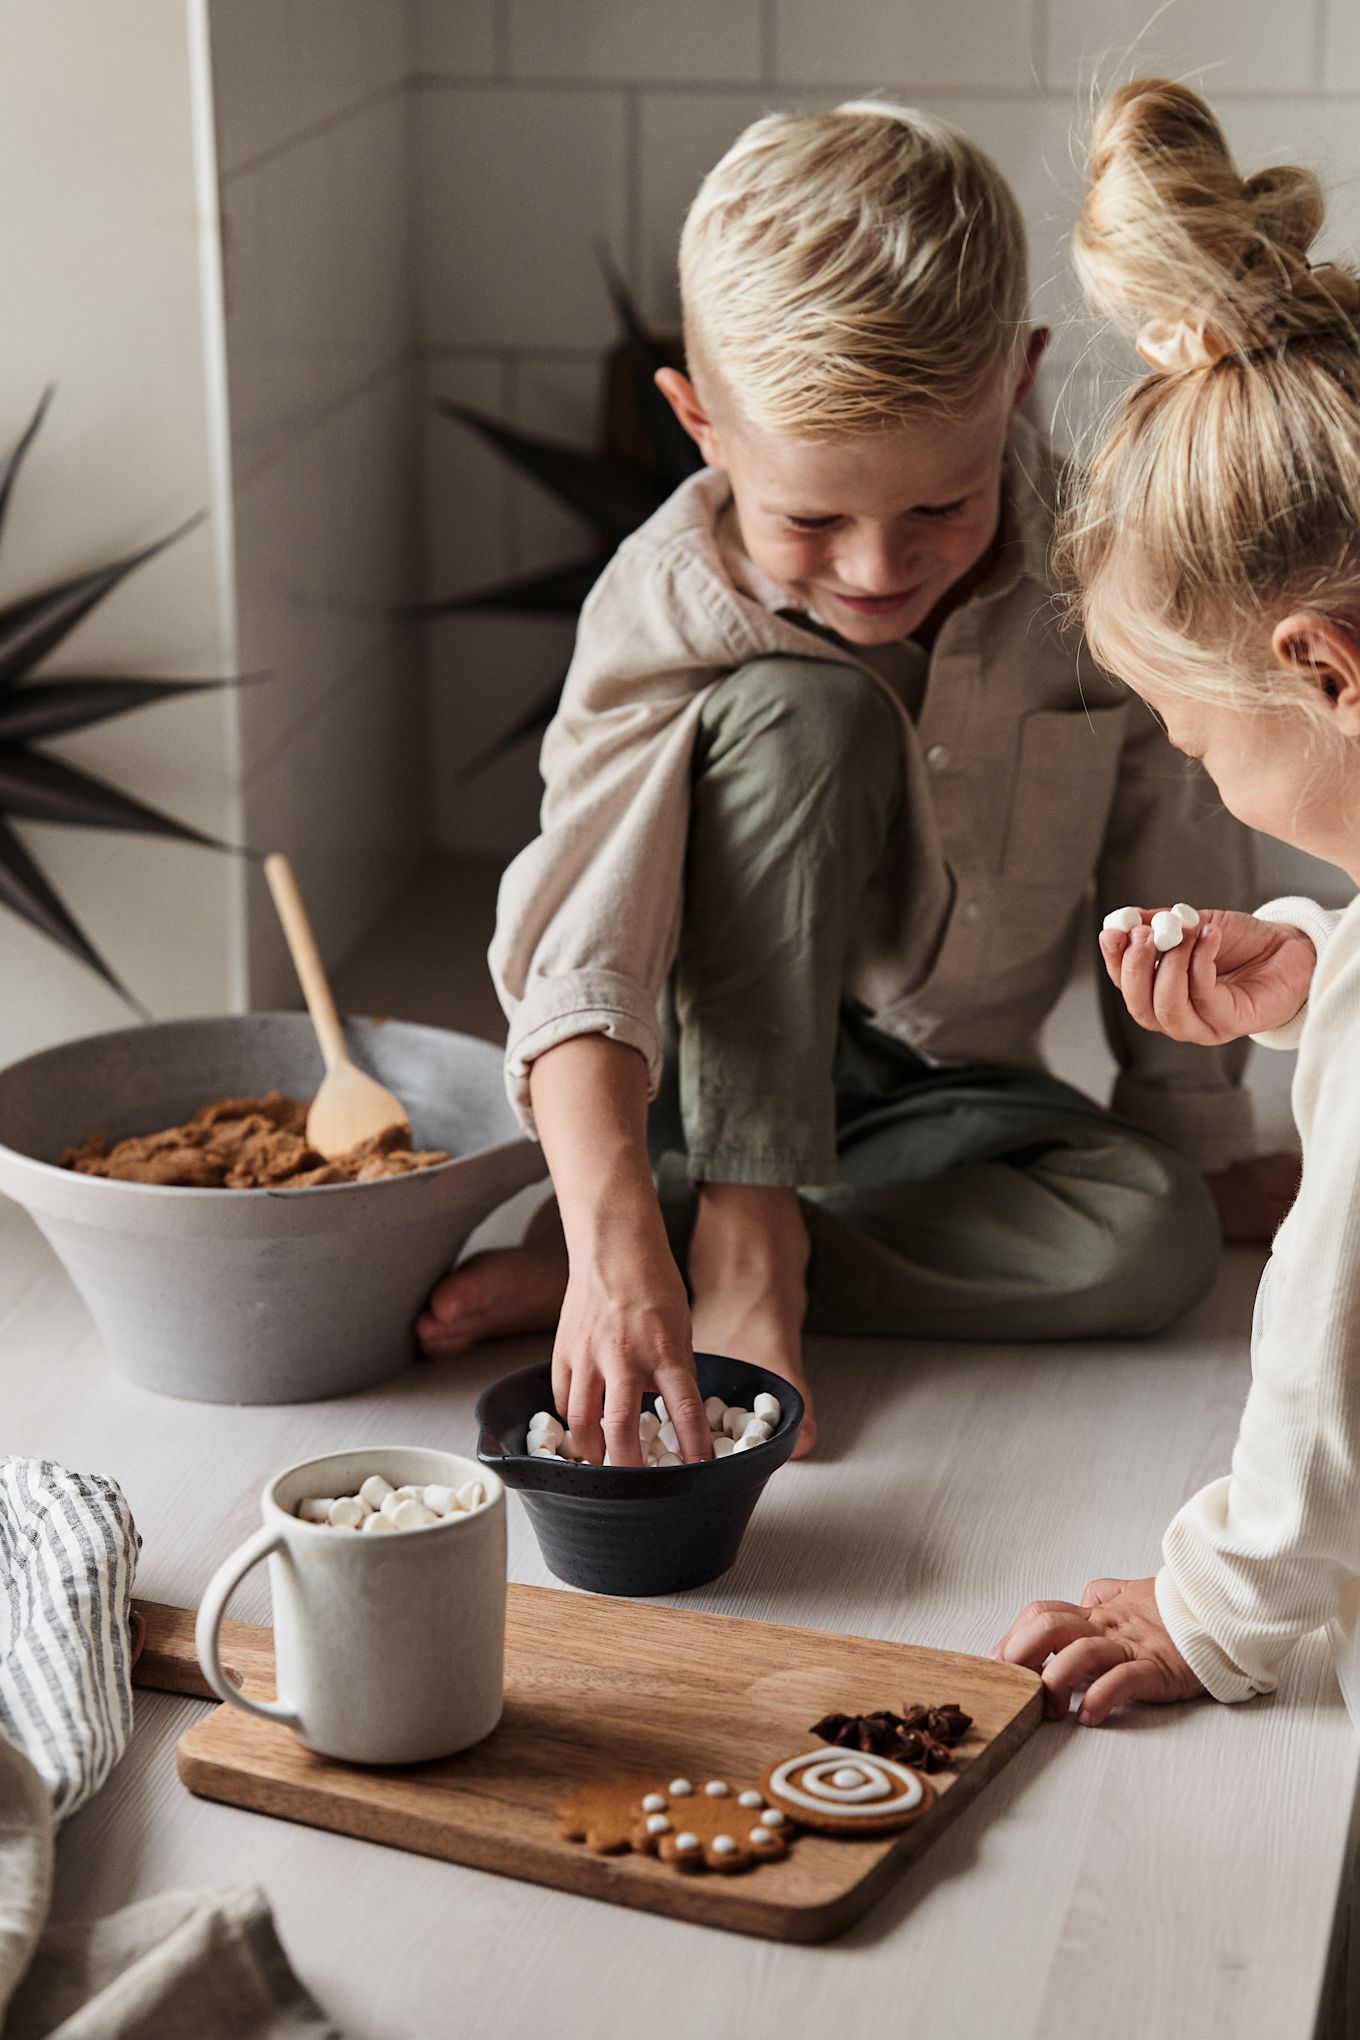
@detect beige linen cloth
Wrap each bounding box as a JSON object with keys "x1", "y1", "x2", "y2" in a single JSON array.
[{"x1": 0, "y1": 1459, "x2": 341, "y2": 2039}]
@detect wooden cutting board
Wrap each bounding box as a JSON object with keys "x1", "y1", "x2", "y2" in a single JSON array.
[{"x1": 153, "y1": 1589, "x2": 1041, "y2": 1943}]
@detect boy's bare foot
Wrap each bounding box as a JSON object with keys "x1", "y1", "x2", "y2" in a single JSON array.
[
  {"x1": 687, "y1": 1182, "x2": 817, "y2": 1457},
  {"x1": 415, "y1": 1199, "x2": 569, "y2": 1357}
]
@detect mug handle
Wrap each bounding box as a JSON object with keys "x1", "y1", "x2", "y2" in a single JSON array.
[{"x1": 195, "y1": 1524, "x2": 302, "y2": 1731}]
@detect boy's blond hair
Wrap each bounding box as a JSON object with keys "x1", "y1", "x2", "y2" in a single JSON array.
[
  {"x1": 679, "y1": 100, "x2": 1029, "y2": 436},
  {"x1": 1062, "y1": 79, "x2": 1360, "y2": 724}
]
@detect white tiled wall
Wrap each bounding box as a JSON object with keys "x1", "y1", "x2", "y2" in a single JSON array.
[
  {"x1": 412, "y1": 0, "x2": 1356, "y2": 883},
  {"x1": 0, "y1": 0, "x2": 239, "y2": 1068},
  {"x1": 210, "y1": 0, "x2": 426, "y2": 1004}
]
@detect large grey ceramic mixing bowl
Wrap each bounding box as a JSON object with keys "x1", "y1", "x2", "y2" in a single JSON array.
[{"x1": 0, "y1": 1014, "x2": 545, "y2": 1404}]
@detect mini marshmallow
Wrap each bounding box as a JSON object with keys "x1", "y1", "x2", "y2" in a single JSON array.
[
  {"x1": 638, "y1": 1410, "x2": 661, "y2": 1444},
  {"x1": 528, "y1": 1413, "x2": 564, "y2": 1449},
  {"x1": 530, "y1": 1446, "x2": 559, "y2": 1459},
  {"x1": 392, "y1": 1499, "x2": 439, "y2": 1529},
  {"x1": 421, "y1": 1485, "x2": 462, "y2": 1516},
  {"x1": 389, "y1": 1486, "x2": 420, "y2": 1503},
  {"x1": 713, "y1": 1437, "x2": 736, "y2": 1459},
  {"x1": 657, "y1": 1420, "x2": 679, "y2": 1455},
  {"x1": 380, "y1": 1490, "x2": 408, "y2": 1516},
  {"x1": 457, "y1": 1481, "x2": 486, "y2": 1511},
  {"x1": 656, "y1": 1452, "x2": 682, "y2": 1468},
  {"x1": 327, "y1": 1497, "x2": 366, "y2": 1529},
  {"x1": 358, "y1": 1475, "x2": 393, "y2": 1510},
  {"x1": 732, "y1": 1434, "x2": 760, "y2": 1453},
  {"x1": 1150, "y1": 910, "x2": 1184, "y2": 953},
  {"x1": 752, "y1": 1392, "x2": 781, "y2": 1425},
  {"x1": 722, "y1": 1408, "x2": 752, "y2": 1440},
  {"x1": 1102, "y1": 905, "x2": 1143, "y2": 935},
  {"x1": 1172, "y1": 901, "x2": 1201, "y2": 929},
  {"x1": 653, "y1": 1396, "x2": 668, "y2": 1426},
  {"x1": 559, "y1": 1432, "x2": 583, "y2": 1462},
  {"x1": 704, "y1": 1396, "x2": 728, "y2": 1430},
  {"x1": 298, "y1": 1497, "x2": 336, "y2": 1523},
  {"x1": 362, "y1": 1512, "x2": 398, "y2": 1533},
  {"x1": 740, "y1": 1418, "x2": 773, "y2": 1445}
]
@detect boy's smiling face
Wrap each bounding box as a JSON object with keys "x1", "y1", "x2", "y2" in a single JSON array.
[{"x1": 658, "y1": 338, "x2": 1043, "y2": 647}]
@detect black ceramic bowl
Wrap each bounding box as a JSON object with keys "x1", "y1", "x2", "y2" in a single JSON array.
[{"x1": 476, "y1": 1353, "x2": 803, "y2": 1597}]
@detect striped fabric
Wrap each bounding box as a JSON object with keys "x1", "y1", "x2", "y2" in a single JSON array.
[{"x1": 0, "y1": 1459, "x2": 139, "y2": 1819}]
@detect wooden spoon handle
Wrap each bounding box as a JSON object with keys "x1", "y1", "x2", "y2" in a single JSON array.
[{"x1": 263, "y1": 853, "x2": 350, "y2": 1072}]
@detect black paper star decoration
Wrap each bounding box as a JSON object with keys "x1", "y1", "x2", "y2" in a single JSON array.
[
  {"x1": 0, "y1": 389, "x2": 237, "y2": 1011},
  {"x1": 419, "y1": 256, "x2": 703, "y2": 773}
]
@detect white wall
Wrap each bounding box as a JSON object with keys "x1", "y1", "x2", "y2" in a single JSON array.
[
  {"x1": 413, "y1": 0, "x2": 1360, "y2": 903},
  {"x1": 0, "y1": 0, "x2": 239, "y2": 1067},
  {"x1": 209, "y1": 0, "x2": 427, "y2": 1005}
]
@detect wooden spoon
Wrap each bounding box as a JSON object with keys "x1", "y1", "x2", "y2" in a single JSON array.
[{"x1": 263, "y1": 852, "x2": 409, "y2": 1160}]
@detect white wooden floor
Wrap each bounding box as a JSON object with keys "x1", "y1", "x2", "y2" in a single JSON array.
[{"x1": 3, "y1": 858, "x2": 1351, "y2": 2040}]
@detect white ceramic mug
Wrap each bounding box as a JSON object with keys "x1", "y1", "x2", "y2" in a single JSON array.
[{"x1": 196, "y1": 1447, "x2": 506, "y2": 1764}]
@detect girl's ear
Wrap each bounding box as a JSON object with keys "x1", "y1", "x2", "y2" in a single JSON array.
[
  {"x1": 1273, "y1": 612, "x2": 1360, "y2": 734},
  {"x1": 655, "y1": 368, "x2": 726, "y2": 470}
]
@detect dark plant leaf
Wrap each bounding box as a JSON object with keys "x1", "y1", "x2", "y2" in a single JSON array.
[
  {"x1": 434, "y1": 402, "x2": 664, "y2": 544},
  {"x1": 0, "y1": 513, "x2": 204, "y2": 691},
  {"x1": 0, "y1": 746, "x2": 224, "y2": 847},
  {"x1": 597, "y1": 248, "x2": 702, "y2": 488},
  {"x1": 0, "y1": 388, "x2": 54, "y2": 556},
  {"x1": 410, "y1": 559, "x2": 602, "y2": 622},
  {"x1": 0, "y1": 815, "x2": 144, "y2": 1012},
  {"x1": 456, "y1": 671, "x2": 570, "y2": 779},
  {"x1": 0, "y1": 675, "x2": 235, "y2": 745}
]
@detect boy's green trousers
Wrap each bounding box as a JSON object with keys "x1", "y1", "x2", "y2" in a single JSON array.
[{"x1": 650, "y1": 657, "x2": 1221, "y2": 1340}]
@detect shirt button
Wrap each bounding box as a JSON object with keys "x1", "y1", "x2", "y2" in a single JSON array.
[{"x1": 926, "y1": 743, "x2": 950, "y2": 771}]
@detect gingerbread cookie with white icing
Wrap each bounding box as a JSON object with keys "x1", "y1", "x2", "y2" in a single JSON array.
[
  {"x1": 759, "y1": 1750, "x2": 933, "y2": 1836},
  {"x1": 629, "y1": 1776, "x2": 791, "y2": 1873}
]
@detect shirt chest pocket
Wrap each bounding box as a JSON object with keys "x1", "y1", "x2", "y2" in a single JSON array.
[{"x1": 1001, "y1": 700, "x2": 1128, "y2": 886}]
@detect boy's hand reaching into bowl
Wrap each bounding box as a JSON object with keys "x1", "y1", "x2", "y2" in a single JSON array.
[
  {"x1": 551, "y1": 1232, "x2": 711, "y2": 1467},
  {"x1": 991, "y1": 1576, "x2": 1206, "y2": 1724},
  {"x1": 1099, "y1": 908, "x2": 1316, "y2": 1045}
]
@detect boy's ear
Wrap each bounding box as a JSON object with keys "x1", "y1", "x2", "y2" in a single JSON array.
[
  {"x1": 1006, "y1": 326, "x2": 1050, "y2": 433},
  {"x1": 655, "y1": 368, "x2": 726, "y2": 470},
  {"x1": 1273, "y1": 612, "x2": 1360, "y2": 734}
]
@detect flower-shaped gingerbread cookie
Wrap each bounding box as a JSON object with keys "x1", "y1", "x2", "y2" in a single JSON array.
[
  {"x1": 759, "y1": 1750, "x2": 933, "y2": 1836},
  {"x1": 629, "y1": 1776, "x2": 792, "y2": 1874}
]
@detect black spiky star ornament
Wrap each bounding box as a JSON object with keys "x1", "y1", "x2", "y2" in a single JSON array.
[{"x1": 0, "y1": 390, "x2": 236, "y2": 1012}]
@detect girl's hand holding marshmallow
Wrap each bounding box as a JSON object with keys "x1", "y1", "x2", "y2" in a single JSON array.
[{"x1": 1099, "y1": 908, "x2": 1316, "y2": 1046}]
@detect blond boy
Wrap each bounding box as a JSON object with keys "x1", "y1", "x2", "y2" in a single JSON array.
[{"x1": 417, "y1": 102, "x2": 1283, "y2": 1464}]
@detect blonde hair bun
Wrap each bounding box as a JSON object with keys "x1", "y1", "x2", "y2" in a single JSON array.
[{"x1": 1076, "y1": 79, "x2": 1359, "y2": 355}]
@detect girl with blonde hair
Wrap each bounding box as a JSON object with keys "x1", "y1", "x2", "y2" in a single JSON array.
[{"x1": 997, "y1": 79, "x2": 1360, "y2": 1720}]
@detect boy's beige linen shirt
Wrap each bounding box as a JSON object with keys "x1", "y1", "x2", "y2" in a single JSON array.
[{"x1": 491, "y1": 416, "x2": 1254, "y2": 1173}]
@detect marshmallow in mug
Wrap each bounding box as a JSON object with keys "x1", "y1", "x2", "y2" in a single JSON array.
[
  {"x1": 296, "y1": 1472, "x2": 488, "y2": 1532},
  {"x1": 525, "y1": 1388, "x2": 783, "y2": 1468},
  {"x1": 1102, "y1": 902, "x2": 1200, "y2": 953}
]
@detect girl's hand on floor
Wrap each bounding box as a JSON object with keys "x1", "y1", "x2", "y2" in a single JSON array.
[
  {"x1": 990, "y1": 1576, "x2": 1206, "y2": 1724},
  {"x1": 1099, "y1": 910, "x2": 1316, "y2": 1044},
  {"x1": 550, "y1": 1235, "x2": 711, "y2": 1468}
]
